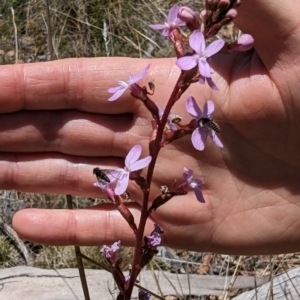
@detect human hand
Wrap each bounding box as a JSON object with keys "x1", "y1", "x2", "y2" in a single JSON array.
[{"x1": 1, "y1": 0, "x2": 300, "y2": 254}]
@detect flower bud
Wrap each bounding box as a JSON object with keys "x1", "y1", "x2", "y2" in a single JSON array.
[
  {"x1": 178, "y1": 6, "x2": 200, "y2": 29},
  {"x1": 218, "y1": 0, "x2": 230, "y2": 10},
  {"x1": 200, "y1": 9, "x2": 211, "y2": 23},
  {"x1": 228, "y1": 34, "x2": 254, "y2": 52},
  {"x1": 206, "y1": 0, "x2": 219, "y2": 10},
  {"x1": 225, "y1": 8, "x2": 238, "y2": 20}
]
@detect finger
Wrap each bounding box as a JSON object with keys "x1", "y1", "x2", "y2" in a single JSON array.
[
  {"x1": 0, "y1": 153, "x2": 128, "y2": 198},
  {"x1": 0, "y1": 57, "x2": 179, "y2": 114},
  {"x1": 0, "y1": 110, "x2": 148, "y2": 157},
  {"x1": 236, "y1": 0, "x2": 300, "y2": 62},
  {"x1": 13, "y1": 204, "x2": 154, "y2": 246}
]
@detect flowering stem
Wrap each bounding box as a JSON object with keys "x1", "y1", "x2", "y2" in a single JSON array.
[{"x1": 125, "y1": 73, "x2": 186, "y2": 299}]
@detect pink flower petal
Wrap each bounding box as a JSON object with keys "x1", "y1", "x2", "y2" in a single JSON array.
[
  {"x1": 186, "y1": 96, "x2": 202, "y2": 118},
  {"x1": 108, "y1": 85, "x2": 124, "y2": 93},
  {"x1": 125, "y1": 144, "x2": 142, "y2": 168},
  {"x1": 130, "y1": 156, "x2": 152, "y2": 172},
  {"x1": 206, "y1": 77, "x2": 219, "y2": 91},
  {"x1": 198, "y1": 59, "x2": 211, "y2": 77},
  {"x1": 108, "y1": 87, "x2": 127, "y2": 101},
  {"x1": 111, "y1": 240, "x2": 121, "y2": 252},
  {"x1": 149, "y1": 24, "x2": 167, "y2": 30},
  {"x1": 176, "y1": 55, "x2": 198, "y2": 71},
  {"x1": 209, "y1": 131, "x2": 224, "y2": 148},
  {"x1": 183, "y1": 167, "x2": 193, "y2": 183},
  {"x1": 194, "y1": 186, "x2": 205, "y2": 203},
  {"x1": 174, "y1": 18, "x2": 186, "y2": 27},
  {"x1": 235, "y1": 34, "x2": 254, "y2": 51},
  {"x1": 167, "y1": 4, "x2": 180, "y2": 23},
  {"x1": 198, "y1": 77, "x2": 205, "y2": 85},
  {"x1": 204, "y1": 39, "x2": 225, "y2": 57},
  {"x1": 191, "y1": 128, "x2": 206, "y2": 151},
  {"x1": 162, "y1": 28, "x2": 171, "y2": 37},
  {"x1": 114, "y1": 173, "x2": 129, "y2": 195},
  {"x1": 203, "y1": 100, "x2": 215, "y2": 118},
  {"x1": 130, "y1": 64, "x2": 150, "y2": 84},
  {"x1": 189, "y1": 30, "x2": 205, "y2": 53}
]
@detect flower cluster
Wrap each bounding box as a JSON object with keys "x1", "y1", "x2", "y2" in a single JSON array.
[
  {"x1": 100, "y1": 240, "x2": 121, "y2": 264},
  {"x1": 92, "y1": 2, "x2": 253, "y2": 299}
]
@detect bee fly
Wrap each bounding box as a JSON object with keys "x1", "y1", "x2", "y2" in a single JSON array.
[
  {"x1": 93, "y1": 167, "x2": 111, "y2": 183},
  {"x1": 198, "y1": 118, "x2": 221, "y2": 133}
]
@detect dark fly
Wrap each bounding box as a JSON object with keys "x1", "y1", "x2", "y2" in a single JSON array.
[
  {"x1": 198, "y1": 118, "x2": 221, "y2": 133},
  {"x1": 93, "y1": 167, "x2": 111, "y2": 183}
]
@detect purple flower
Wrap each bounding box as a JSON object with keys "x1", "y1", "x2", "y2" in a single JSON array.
[
  {"x1": 114, "y1": 145, "x2": 152, "y2": 195},
  {"x1": 186, "y1": 96, "x2": 223, "y2": 151},
  {"x1": 149, "y1": 4, "x2": 186, "y2": 37},
  {"x1": 147, "y1": 224, "x2": 164, "y2": 248},
  {"x1": 138, "y1": 289, "x2": 151, "y2": 300},
  {"x1": 176, "y1": 30, "x2": 224, "y2": 88},
  {"x1": 100, "y1": 240, "x2": 121, "y2": 263},
  {"x1": 108, "y1": 65, "x2": 150, "y2": 101},
  {"x1": 180, "y1": 167, "x2": 205, "y2": 203}
]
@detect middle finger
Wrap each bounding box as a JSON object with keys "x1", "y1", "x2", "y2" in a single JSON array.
[{"x1": 0, "y1": 110, "x2": 150, "y2": 157}]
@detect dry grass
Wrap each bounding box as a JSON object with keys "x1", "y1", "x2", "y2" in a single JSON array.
[{"x1": 0, "y1": 0, "x2": 206, "y2": 63}]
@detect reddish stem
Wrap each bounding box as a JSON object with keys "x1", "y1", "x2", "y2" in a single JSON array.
[{"x1": 124, "y1": 71, "x2": 187, "y2": 299}]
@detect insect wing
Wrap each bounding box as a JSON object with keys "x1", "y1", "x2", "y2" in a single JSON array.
[
  {"x1": 93, "y1": 168, "x2": 111, "y2": 183},
  {"x1": 105, "y1": 168, "x2": 124, "y2": 183}
]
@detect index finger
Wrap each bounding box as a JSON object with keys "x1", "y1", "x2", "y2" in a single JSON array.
[{"x1": 0, "y1": 57, "x2": 162, "y2": 114}]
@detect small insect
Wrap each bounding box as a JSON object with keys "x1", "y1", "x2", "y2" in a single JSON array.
[
  {"x1": 198, "y1": 118, "x2": 221, "y2": 133},
  {"x1": 93, "y1": 167, "x2": 111, "y2": 183},
  {"x1": 148, "y1": 80, "x2": 155, "y2": 92},
  {"x1": 171, "y1": 114, "x2": 182, "y2": 124}
]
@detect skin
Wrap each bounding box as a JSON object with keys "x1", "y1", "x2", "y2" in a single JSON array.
[{"x1": 1, "y1": 0, "x2": 300, "y2": 255}]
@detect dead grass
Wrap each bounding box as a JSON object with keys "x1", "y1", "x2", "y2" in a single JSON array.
[{"x1": 0, "y1": 0, "x2": 205, "y2": 63}]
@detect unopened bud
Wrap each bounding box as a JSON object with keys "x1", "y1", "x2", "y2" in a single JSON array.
[
  {"x1": 178, "y1": 7, "x2": 200, "y2": 30},
  {"x1": 225, "y1": 8, "x2": 238, "y2": 20},
  {"x1": 218, "y1": 0, "x2": 230, "y2": 10},
  {"x1": 178, "y1": 6, "x2": 197, "y2": 22},
  {"x1": 228, "y1": 34, "x2": 254, "y2": 52},
  {"x1": 200, "y1": 9, "x2": 212, "y2": 24},
  {"x1": 206, "y1": 0, "x2": 219, "y2": 10}
]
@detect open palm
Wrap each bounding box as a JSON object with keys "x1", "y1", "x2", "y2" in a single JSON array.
[{"x1": 1, "y1": 0, "x2": 300, "y2": 254}]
